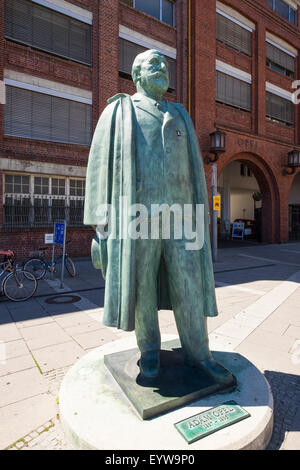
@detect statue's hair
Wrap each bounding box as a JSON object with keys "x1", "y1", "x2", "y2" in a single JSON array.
[{"x1": 131, "y1": 49, "x2": 166, "y2": 86}]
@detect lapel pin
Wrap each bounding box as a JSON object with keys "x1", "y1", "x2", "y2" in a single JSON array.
[{"x1": 176, "y1": 130, "x2": 182, "y2": 136}]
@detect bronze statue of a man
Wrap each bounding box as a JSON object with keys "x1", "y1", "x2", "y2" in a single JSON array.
[{"x1": 84, "y1": 49, "x2": 233, "y2": 385}]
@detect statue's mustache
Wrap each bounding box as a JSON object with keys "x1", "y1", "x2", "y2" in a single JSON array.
[{"x1": 150, "y1": 71, "x2": 168, "y2": 79}]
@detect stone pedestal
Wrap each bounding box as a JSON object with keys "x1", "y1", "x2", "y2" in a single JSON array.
[
  {"x1": 104, "y1": 339, "x2": 237, "y2": 420},
  {"x1": 59, "y1": 336, "x2": 273, "y2": 450}
]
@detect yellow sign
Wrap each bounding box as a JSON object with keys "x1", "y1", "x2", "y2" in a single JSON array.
[{"x1": 213, "y1": 196, "x2": 221, "y2": 211}]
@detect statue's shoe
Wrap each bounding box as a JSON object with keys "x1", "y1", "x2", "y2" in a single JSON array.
[
  {"x1": 186, "y1": 357, "x2": 236, "y2": 386},
  {"x1": 139, "y1": 350, "x2": 160, "y2": 379}
]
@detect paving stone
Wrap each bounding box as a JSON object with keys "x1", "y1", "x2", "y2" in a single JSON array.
[
  {"x1": 0, "y1": 323, "x2": 22, "y2": 342},
  {"x1": 2, "y1": 339, "x2": 28, "y2": 360},
  {"x1": 15, "y1": 441, "x2": 24, "y2": 449},
  {"x1": 64, "y1": 321, "x2": 104, "y2": 337},
  {"x1": 0, "y1": 394, "x2": 57, "y2": 450},
  {"x1": 72, "y1": 328, "x2": 119, "y2": 350},
  {"x1": 1, "y1": 252, "x2": 300, "y2": 450},
  {"x1": 284, "y1": 325, "x2": 300, "y2": 339},
  {"x1": 245, "y1": 329, "x2": 296, "y2": 354},
  {"x1": 266, "y1": 371, "x2": 300, "y2": 450},
  {"x1": 52, "y1": 311, "x2": 94, "y2": 329},
  {"x1": 0, "y1": 354, "x2": 36, "y2": 377},
  {"x1": 19, "y1": 323, "x2": 71, "y2": 350},
  {"x1": 32, "y1": 341, "x2": 85, "y2": 373},
  {"x1": 0, "y1": 368, "x2": 48, "y2": 407},
  {"x1": 8, "y1": 308, "x2": 50, "y2": 327},
  {"x1": 15, "y1": 316, "x2": 55, "y2": 329}
]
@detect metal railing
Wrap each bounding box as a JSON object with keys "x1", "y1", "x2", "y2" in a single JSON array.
[{"x1": 2, "y1": 194, "x2": 84, "y2": 230}]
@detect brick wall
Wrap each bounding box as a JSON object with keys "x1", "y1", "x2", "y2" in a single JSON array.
[
  {"x1": 194, "y1": 0, "x2": 300, "y2": 243},
  {"x1": 1, "y1": 0, "x2": 300, "y2": 253}
]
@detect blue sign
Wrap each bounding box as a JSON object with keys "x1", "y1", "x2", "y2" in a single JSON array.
[
  {"x1": 232, "y1": 222, "x2": 245, "y2": 240},
  {"x1": 54, "y1": 221, "x2": 66, "y2": 246}
]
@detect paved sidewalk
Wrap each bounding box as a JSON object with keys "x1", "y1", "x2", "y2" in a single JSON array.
[{"x1": 0, "y1": 242, "x2": 300, "y2": 450}]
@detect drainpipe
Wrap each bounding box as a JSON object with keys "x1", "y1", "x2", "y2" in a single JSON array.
[{"x1": 188, "y1": 0, "x2": 192, "y2": 115}]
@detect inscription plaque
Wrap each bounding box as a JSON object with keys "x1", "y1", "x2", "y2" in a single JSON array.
[{"x1": 174, "y1": 401, "x2": 250, "y2": 444}]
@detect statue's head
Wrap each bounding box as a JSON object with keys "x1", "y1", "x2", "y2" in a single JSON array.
[{"x1": 132, "y1": 49, "x2": 169, "y2": 98}]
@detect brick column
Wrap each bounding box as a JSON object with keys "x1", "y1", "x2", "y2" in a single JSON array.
[
  {"x1": 254, "y1": 22, "x2": 266, "y2": 136},
  {"x1": 279, "y1": 185, "x2": 290, "y2": 242},
  {"x1": 96, "y1": 0, "x2": 119, "y2": 119},
  {"x1": 176, "y1": 0, "x2": 188, "y2": 108},
  {"x1": 192, "y1": 0, "x2": 217, "y2": 219}
]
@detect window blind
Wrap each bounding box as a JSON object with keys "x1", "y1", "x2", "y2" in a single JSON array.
[
  {"x1": 266, "y1": 42, "x2": 295, "y2": 76},
  {"x1": 4, "y1": 85, "x2": 92, "y2": 145},
  {"x1": 266, "y1": 91, "x2": 294, "y2": 125},
  {"x1": 217, "y1": 13, "x2": 252, "y2": 56},
  {"x1": 216, "y1": 71, "x2": 251, "y2": 111},
  {"x1": 4, "y1": 0, "x2": 92, "y2": 65}
]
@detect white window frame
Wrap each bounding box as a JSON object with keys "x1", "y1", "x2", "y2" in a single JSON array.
[
  {"x1": 3, "y1": 172, "x2": 85, "y2": 227},
  {"x1": 266, "y1": 38, "x2": 296, "y2": 58},
  {"x1": 216, "y1": 60, "x2": 252, "y2": 84},
  {"x1": 266, "y1": 82, "x2": 293, "y2": 101},
  {"x1": 31, "y1": 0, "x2": 92, "y2": 24},
  {"x1": 119, "y1": 25, "x2": 176, "y2": 59},
  {"x1": 3, "y1": 78, "x2": 92, "y2": 105},
  {"x1": 129, "y1": 0, "x2": 176, "y2": 26},
  {"x1": 216, "y1": 8, "x2": 254, "y2": 33}
]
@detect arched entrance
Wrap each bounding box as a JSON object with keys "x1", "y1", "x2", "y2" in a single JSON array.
[
  {"x1": 288, "y1": 172, "x2": 300, "y2": 240},
  {"x1": 216, "y1": 153, "x2": 280, "y2": 244}
]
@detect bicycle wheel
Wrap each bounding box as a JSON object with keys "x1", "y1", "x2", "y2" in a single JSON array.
[
  {"x1": 23, "y1": 258, "x2": 46, "y2": 280},
  {"x1": 65, "y1": 256, "x2": 76, "y2": 277},
  {"x1": 3, "y1": 270, "x2": 37, "y2": 302}
]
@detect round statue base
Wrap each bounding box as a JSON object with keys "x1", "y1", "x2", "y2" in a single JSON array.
[{"x1": 59, "y1": 336, "x2": 273, "y2": 450}]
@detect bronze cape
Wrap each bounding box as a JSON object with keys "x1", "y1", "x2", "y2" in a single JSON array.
[{"x1": 84, "y1": 94, "x2": 218, "y2": 331}]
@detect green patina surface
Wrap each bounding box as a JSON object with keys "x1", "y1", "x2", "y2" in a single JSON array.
[
  {"x1": 174, "y1": 401, "x2": 251, "y2": 444},
  {"x1": 104, "y1": 340, "x2": 236, "y2": 420},
  {"x1": 84, "y1": 48, "x2": 235, "y2": 386}
]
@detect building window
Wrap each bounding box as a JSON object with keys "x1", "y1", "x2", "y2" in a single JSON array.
[
  {"x1": 70, "y1": 179, "x2": 85, "y2": 226},
  {"x1": 240, "y1": 164, "x2": 253, "y2": 177},
  {"x1": 122, "y1": 0, "x2": 175, "y2": 26},
  {"x1": 216, "y1": 12, "x2": 252, "y2": 56},
  {"x1": 268, "y1": 0, "x2": 297, "y2": 25},
  {"x1": 3, "y1": 174, "x2": 85, "y2": 229},
  {"x1": 266, "y1": 42, "x2": 295, "y2": 78},
  {"x1": 266, "y1": 91, "x2": 294, "y2": 126},
  {"x1": 4, "y1": 85, "x2": 92, "y2": 145},
  {"x1": 216, "y1": 71, "x2": 251, "y2": 112},
  {"x1": 4, "y1": 0, "x2": 92, "y2": 65},
  {"x1": 119, "y1": 38, "x2": 176, "y2": 91},
  {"x1": 5, "y1": 174, "x2": 30, "y2": 194}
]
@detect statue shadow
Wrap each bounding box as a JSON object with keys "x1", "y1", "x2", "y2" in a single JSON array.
[
  {"x1": 264, "y1": 370, "x2": 300, "y2": 450},
  {"x1": 133, "y1": 348, "x2": 300, "y2": 449},
  {"x1": 130, "y1": 345, "x2": 271, "y2": 416}
]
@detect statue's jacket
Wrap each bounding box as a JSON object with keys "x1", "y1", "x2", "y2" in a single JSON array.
[{"x1": 84, "y1": 94, "x2": 218, "y2": 331}]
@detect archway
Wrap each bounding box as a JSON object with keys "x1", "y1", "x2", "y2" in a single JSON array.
[{"x1": 216, "y1": 153, "x2": 280, "y2": 244}]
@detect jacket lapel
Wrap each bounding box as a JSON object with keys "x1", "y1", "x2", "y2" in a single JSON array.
[
  {"x1": 163, "y1": 102, "x2": 179, "y2": 129},
  {"x1": 132, "y1": 93, "x2": 163, "y2": 123}
]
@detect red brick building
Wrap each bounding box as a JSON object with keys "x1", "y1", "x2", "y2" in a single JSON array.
[{"x1": 0, "y1": 0, "x2": 300, "y2": 259}]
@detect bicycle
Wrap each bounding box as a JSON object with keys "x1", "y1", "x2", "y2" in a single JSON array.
[
  {"x1": 23, "y1": 241, "x2": 76, "y2": 280},
  {"x1": 0, "y1": 250, "x2": 38, "y2": 302}
]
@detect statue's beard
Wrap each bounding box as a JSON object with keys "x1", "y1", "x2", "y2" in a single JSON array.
[{"x1": 140, "y1": 74, "x2": 169, "y2": 96}]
